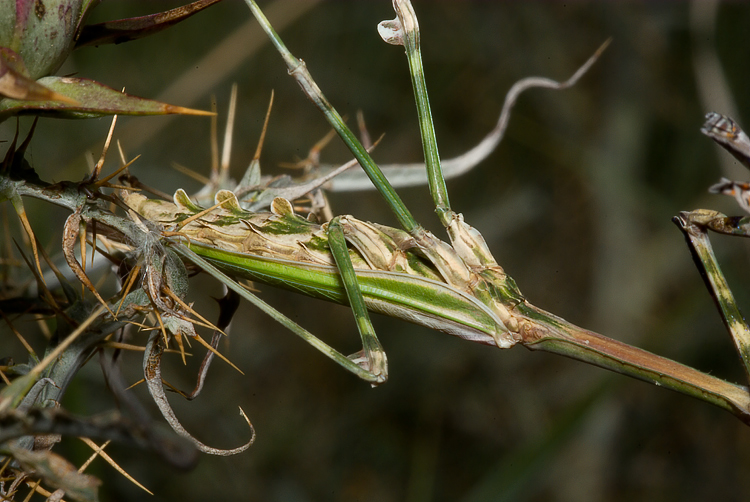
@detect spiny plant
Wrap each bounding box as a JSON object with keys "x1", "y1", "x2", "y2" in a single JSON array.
[
  {"x1": 0, "y1": 0, "x2": 223, "y2": 119},
  {"x1": 0, "y1": 1, "x2": 233, "y2": 499},
  {"x1": 2, "y1": 1, "x2": 750, "y2": 500}
]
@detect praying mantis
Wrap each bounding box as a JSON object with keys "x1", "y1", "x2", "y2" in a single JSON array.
[
  {"x1": 120, "y1": 0, "x2": 750, "y2": 442},
  {"x1": 4, "y1": 1, "x2": 750, "y2": 487}
]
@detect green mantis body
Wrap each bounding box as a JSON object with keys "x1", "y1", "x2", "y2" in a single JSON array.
[
  {"x1": 124, "y1": 0, "x2": 750, "y2": 425},
  {"x1": 6, "y1": 1, "x2": 750, "y2": 472},
  {"x1": 121, "y1": 178, "x2": 750, "y2": 422},
  {"x1": 125, "y1": 189, "x2": 517, "y2": 351},
  {"x1": 7, "y1": 3, "x2": 750, "y2": 500}
]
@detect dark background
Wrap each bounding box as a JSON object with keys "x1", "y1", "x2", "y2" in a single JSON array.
[{"x1": 4, "y1": 1, "x2": 750, "y2": 500}]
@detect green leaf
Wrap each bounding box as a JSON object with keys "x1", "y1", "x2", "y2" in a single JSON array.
[
  {"x1": 0, "y1": 75, "x2": 213, "y2": 120},
  {"x1": 0, "y1": 49, "x2": 78, "y2": 104}
]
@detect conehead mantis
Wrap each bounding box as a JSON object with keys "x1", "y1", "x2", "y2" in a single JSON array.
[
  {"x1": 113, "y1": 0, "x2": 750, "y2": 438},
  {"x1": 6, "y1": 2, "x2": 750, "y2": 471},
  {"x1": 121, "y1": 0, "x2": 750, "y2": 432}
]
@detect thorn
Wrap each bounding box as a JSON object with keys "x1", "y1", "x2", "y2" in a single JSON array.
[
  {"x1": 116, "y1": 264, "x2": 141, "y2": 317},
  {"x1": 171, "y1": 161, "x2": 210, "y2": 185},
  {"x1": 191, "y1": 333, "x2": 244, "y2": 375},
  {"x1": 161, "y1": 286, "x2": 227, "y2": 335},
  {"x1": 173, "y1": 330, "x2": 187, "y2": 365},
  {"x1": 356, "y1": 110, "x2": 372, "y2": 149},
  {"x1": 1, "y1": 311, "x2": 38, "y2": 361},
  {"x1": 62, "y1": 209, "x2": 115, "y2": 317},
  {"x1": 94, "y1": 154, "x2": 141, "y2": 187},
  {"x1": 17, "y1": 117, "x2": 39, "y2": 158},
  {"x1": 90, "y1": 115, "x2": 118, "y2": 181},
  {"x1": 210, "y1": 94, "x2": 219, "y2": 179},
  {"x1": 221, "y1": 83, "x2": 239, "y2": 176},
  {"x1": 253, "y1": 89, "x2": 274, "y2": 161}
]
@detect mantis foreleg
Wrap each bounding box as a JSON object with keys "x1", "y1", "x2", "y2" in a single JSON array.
[
  {"x1": 673, "y1": 211, "x2": 750, "y2": 383},
  {"x1": 172, "y1": 242, "x2": 388, "y2": 384},
  {"x1": 327, "y1": 217, "x2": 387, "y2": 383},
  {"x1": 673, "y1": 113, "x2": 750, "y2": 384}
]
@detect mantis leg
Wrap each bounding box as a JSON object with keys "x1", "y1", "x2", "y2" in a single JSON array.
[
  {"x1": 378, "y1": 1, "x2": 527, "y2": 341},
  {"x1": 327, "y1": 217, "x2": 388, "y2": 384},
  {"x1": 244, "y1": 0, "x2": 419, "y2": 234},
  {"x1": 673, "y1": 210, "x2": 750, "y2": 385},
  {"x1": 702, "y1": 112, "x2": 750, "y2": 212},
  {"x1": 172, "y1": 243, "x2": 387, "y2": 384},
  {"x1": 675, "y1": 113, "x2": 750, "y2": 385}
]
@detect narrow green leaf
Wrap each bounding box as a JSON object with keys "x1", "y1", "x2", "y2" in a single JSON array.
[
  {"x1": 0, "y1": 50, "x2": 78, "y2": 104},
  {"x1": 0, "y1": 76, "x2": 213, "y2": 120}
]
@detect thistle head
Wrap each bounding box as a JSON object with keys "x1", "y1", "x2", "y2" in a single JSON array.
[{"x1": 0, "y1": 0, "x2": 88, "y2": 81}]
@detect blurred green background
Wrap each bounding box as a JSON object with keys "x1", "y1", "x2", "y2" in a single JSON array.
[{"x1": 4, "y1": 0, "x2": 750, "y2": 500}]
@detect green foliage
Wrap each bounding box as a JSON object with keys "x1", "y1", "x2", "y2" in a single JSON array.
[{"x1": 0, "y1": 0, "x2": 221, "y2": 120}]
